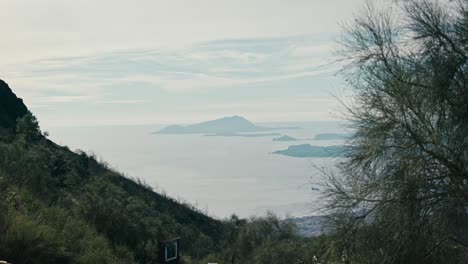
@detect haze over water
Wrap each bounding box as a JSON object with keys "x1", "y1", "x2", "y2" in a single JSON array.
[
  {"x1": 1, "y1": 4, "x2": 358, "y2": 221},
  {"x1": 48, "y1": 121, "x2": 345, "y2": 218}
]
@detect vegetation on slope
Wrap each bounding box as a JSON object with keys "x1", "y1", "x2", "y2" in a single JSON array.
[
  {"x1": 0, "y1": 81, "x2": 328, "y2": 263},
  {"x1": 0, "y1": 112, "x2": 225, "y2": 263},
  {"x1": 6, "y1": 1, "x2": 466, "y2": 262}
]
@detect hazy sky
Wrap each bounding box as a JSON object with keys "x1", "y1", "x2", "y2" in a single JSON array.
[{"x1": 0, "y1": 0, "x2": 371, "y2": 127}]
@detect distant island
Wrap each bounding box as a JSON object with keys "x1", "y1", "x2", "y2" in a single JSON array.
[
  {"x1": 313, "y1": 133, "x2": 350, "y2": 140},
  {"x1": 273, "y1": 133, "x2": 351, "y2": 142},
  {"x1": 155, "y1": 116, "x2": 300, "y2": 134},
  {"x1": 205, "y1": 132, "x2": 281, "y2": 138},
  {"x1": 273, "y1": 144, "x2": 349, "y2": 158},
  {"x1": 273, "y1": 135, "x2": 298, "y2": 141}
]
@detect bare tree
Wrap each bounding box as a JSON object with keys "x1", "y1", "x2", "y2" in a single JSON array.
[{"x1": 324, "y1": 0, "x2": 468, "y2": 263}]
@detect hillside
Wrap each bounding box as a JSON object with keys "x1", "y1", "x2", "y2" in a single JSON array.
[
  {"x1": 0, "y1": 80, "x2": 27, "y2": 129},
  {"x1": 0, "y1": 80, "x2": 28, "y2": 141},
  {"x1": 0, "y1": 80, "x2": 226, "y2": 263},
  {"x1": 0, "y1": 80, "x2": 329, "y2": 264}
]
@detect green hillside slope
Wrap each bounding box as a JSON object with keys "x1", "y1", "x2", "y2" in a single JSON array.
[
  {"x1": 0, "y1": 80, "x2": 226, "y2": 263},
  {"x1": 0, "y1": 80, "x2": 328, "y2": 264}
]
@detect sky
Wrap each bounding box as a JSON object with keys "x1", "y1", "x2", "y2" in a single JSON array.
[{"x1": 0, "y1": 0, "x2": 371, "y2": 128}]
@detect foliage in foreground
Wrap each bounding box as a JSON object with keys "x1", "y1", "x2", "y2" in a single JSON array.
[
  {"x1": 323, "y1": 0, "x2": 468, "y2": 263},
  {"x1": 193, "y1": 214, "x2": 329, "y2": 264}
]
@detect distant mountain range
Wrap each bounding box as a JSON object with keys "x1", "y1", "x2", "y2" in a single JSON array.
[
  {"x1": 273, "y1": 135, "x2": 298, "y2": 141},
  {"x1": 313, "y1": 133, "x2": 350, "y2": 140},
  {"x1": 273, "y1": 133, "x2": 352, "y2": 142},
  {"x1": 155, "y1": 116, "x2": 299, "y2": 134},
  {"x1": 205, "y1": 132, "x2": 282, "y2": 138},
  {"x1": 273, "y1": 144, "x2": 349, "y2": 158}
]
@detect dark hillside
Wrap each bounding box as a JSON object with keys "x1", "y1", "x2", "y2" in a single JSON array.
[
  {"x1": 0, "y1": 79, "x2": 328, "y2": 264},
  {"x1": 0, "y1": 80, "x2": 28, "y2": 141},
  {"x1": 0, "y1": 79, "x2": 225, "y2": 263},
  {"x1": 0, "y1": 80, "x2": 27, "y2": 129}
]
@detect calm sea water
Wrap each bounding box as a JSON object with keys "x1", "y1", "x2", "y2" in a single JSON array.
[{"x1": 47, "y1": 121, "x2": 346, "y2": 219}]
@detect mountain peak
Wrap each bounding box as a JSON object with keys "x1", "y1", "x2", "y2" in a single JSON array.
[
  {"x1": 0, "y1": 80, "x2": 28, "y2": 130},
  {"x1": 215, "y1": 115, "x2": 252, "y2": 124},
  {"x1": 227, "y1": 115, "x2": 244, "y2": 119},
  {"x1": 156, "y1": 115, "x2": 263, "y2": 134},
  {"x1": 218, "y1": 115, "x2": 248, "y2": 121}
]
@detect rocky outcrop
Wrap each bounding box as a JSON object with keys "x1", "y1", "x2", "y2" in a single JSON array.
[{"x1": 0, "y1": 80, "x2": 28, "y2": 130}]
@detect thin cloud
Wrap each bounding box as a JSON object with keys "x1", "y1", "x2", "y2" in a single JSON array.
[{"x1": 2, "y1": 35, "x2": 345, "y2": 125}]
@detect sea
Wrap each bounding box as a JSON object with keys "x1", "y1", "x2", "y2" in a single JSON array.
[{"x1": 47, "y1": 121, "x2": 347, "y2": 219}]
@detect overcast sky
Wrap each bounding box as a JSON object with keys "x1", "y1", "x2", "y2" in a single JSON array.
[{"x1": 0, "y1": 0, "x2": 371, "y2": 127}]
